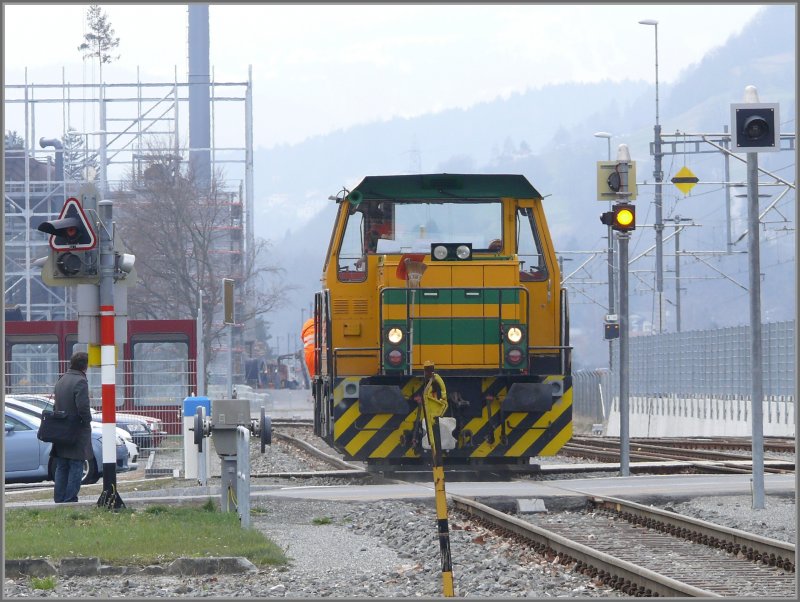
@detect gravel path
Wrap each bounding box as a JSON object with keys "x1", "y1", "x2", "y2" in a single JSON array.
[{"x1": 4, "y1": 429, "x2": 795, "y2": 598}]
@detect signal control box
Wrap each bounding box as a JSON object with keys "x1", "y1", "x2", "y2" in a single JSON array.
[{"x1": 212, "y1": 398, "x2": 250, "y2": 429}]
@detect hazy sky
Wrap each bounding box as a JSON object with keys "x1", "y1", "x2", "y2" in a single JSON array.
[{"x1": 4, "y1": 3, "x2": 766, "y2": 149}]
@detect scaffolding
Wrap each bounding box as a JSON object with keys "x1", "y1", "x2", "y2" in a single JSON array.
[{"x1": 3, "y1": 68, "x2": 254, "y2": 380}]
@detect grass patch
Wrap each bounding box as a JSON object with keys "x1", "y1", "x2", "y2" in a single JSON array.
[
  {"x1": 4, "y1": 476, "x2": 184, "y2": 504},
  {"x1": 312, "y1": 516, "x2": 333, "y2": 525},
  {"x1": 5, "y1": 502, "x2": 287, "y2": 567},
  {"x1": 30, "y1": 576, "x2": 56, "y2": 590}
]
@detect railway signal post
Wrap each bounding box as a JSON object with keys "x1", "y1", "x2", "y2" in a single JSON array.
[
  {"x1": 599, "y1": 145, "x2": 636, "y2": 476},
  {"x1": 96, "y1": 199, "x2": 125, "y2": 509},
  {"x1": 731, "y1": 86, "x2": 779, "y2": 510},
  {"x1": 36, "y1": 190, "x2": 135, "y2": 509}
]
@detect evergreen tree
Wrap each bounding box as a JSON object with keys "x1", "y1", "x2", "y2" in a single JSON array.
[
  {"x1": 62, "y1": 127, "x2": 97, "y2": 182},
  {"x1": 4, "y1": 130, "x2": 25, "y2": 149},
  {"x1": 77, "y1": 4, "x2": 120, "y2": 84}
]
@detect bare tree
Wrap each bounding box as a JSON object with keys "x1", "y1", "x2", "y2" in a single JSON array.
[
  {"x1": 116, "y1": 139, "x2": 290, "y2": 371},
  {"x1": 78, "y1": 4, "x2": 120, "y2": 84}
]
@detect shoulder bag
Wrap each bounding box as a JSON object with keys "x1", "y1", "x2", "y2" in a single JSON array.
[{"x1": 37, "y1": 410, "x2": 79, "y2": 445}]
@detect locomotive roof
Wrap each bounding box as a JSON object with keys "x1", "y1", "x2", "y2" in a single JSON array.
[{"x1": 349, "y1": 174, "x2": 542, "y2": 201}]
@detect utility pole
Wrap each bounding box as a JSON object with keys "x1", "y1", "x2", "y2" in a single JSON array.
[
  {"x1": 639, "y1": 19, "x2": 664, "y2": 332},
  {"x1": 672, "y1": 216, "x2": 692, "y2": 332},
  {"x1": 723, "y1": 125, "x2": 733, "y2": 251}
]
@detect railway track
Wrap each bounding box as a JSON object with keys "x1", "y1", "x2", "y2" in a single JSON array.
[
  {"x1": 564, "y1": 436, "x2": 795, "y2": 474},
  {"x1": 267, "y1": 423, "x2": 796, "y2": 597},
  {"x1": 255, "y1": 430, "x2": 369, "y2": 478},
  {"x1": 452, "y1": 494, "x2": 796, "y2": 597}
]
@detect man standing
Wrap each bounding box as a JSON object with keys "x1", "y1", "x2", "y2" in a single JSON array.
[{"x1": 51, "y1": 351, "x2": 93, "y2": 503}]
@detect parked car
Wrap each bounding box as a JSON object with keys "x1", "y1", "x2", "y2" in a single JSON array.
[
  {"x1": 6, "y1": 395, "x2": 140, "y2": 465},
  {"x1": 90, "y1": 409, "x2": 153, "y2": 451},
  {"x1": 3, "y1": 403, "x2": 131, "y2": 484}
]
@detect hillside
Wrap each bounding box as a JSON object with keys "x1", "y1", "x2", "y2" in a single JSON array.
[{"x1": 254, "y1": 4, "x2": 796, "y2": 368}]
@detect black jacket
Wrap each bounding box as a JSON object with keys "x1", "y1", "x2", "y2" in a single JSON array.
[{"x1": 51, "y1": 368, "x2": 93, "y2": 461}]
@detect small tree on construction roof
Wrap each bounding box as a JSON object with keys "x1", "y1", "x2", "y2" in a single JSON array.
[
  {"x1": 62, "y1": 127, "x2": 98, "y2": 182},
  {"x1": 78, "y1": 4, "x2": 120, "y2": 84},
  {"x1": 5, "y1": 130, "x2": 25, "y2": 150}
]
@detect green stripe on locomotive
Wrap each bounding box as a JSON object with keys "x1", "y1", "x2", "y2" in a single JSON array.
[{"x1": 383, "y1": 318, "x2": 501, "y2": 345}]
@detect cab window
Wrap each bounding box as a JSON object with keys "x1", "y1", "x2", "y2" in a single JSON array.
[
  {"x1": 337, "y1": 208, "x2": 367, "y2": 282},
  {"x1": 517, "y1": 207, "x2": 548, "y2": 281}
]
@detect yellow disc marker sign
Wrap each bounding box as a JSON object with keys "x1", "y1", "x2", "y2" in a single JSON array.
[{"x1": 671, "y1": 166, "x2": 699, "y2": 195}]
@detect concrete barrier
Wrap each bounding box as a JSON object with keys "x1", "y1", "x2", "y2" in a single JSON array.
[{"x1": 604, "y1": 394, "x2": 795, "y2": 437}]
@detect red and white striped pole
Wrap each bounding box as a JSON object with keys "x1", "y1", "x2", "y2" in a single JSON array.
[{"x1": 97, "y1": 199, "x2": 124, "y2": 509}]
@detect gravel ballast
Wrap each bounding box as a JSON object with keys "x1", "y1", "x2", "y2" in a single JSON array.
[{"x1": 4, "y1": 431, "x2": 795, "y2": 598}]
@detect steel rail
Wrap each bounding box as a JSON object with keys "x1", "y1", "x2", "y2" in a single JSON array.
[
  {"x1": 450, "y1": 494, "x2": 720, "y2": 597},
  {"x1": 588, "y1": 494, "x2": 795, "y2": 572},
  {"x1": 272, "y1": 431, "x2": 365, "y2": 472}
]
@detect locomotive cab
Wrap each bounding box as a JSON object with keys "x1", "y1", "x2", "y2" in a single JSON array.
[{"x1": 313, "y1": 174, "x2": 572, "y2": 469}]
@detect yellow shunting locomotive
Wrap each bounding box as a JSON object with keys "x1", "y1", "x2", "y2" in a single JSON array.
[{"x1": 311, "y1": 173, "x2": 572, "y2": 470}]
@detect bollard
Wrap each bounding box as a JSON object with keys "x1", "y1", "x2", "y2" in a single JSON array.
[
  {"x1": 236, "y1": 426, "x2": 251, "y2": 528},
  {"x1": 420, "y1": 404, "x2": 454, "y2": 597}
]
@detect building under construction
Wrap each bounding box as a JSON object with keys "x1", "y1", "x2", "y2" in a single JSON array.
[{"x1": 3, "y1": 5, "x2": 254, "y2": 385}]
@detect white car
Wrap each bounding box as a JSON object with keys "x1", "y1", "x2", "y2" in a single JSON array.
[{"x1": 117, "y1": 429, "x2": 139, "y2": 467}]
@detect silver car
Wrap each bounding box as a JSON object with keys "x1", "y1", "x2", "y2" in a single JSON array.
[{"x1": 3, "y1": 403, "x2": 130, "y2": 484}]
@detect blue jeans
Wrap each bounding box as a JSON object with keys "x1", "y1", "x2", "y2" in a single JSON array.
[{"x1": 53, "y1": 457, "x2": 84, "y2": 503}]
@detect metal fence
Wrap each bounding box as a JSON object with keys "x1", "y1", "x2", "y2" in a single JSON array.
[
  {"x1": 573, "y1": 320, "x2": 796, "y2": 425},
  {"x1": 618, "y1": 320, "x2": 795, "y2": 398}
]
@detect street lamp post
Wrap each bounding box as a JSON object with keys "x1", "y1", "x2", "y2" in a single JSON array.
[
  {"x1": 639, "y1": 18, "x2": 664, "y2": 333},
  {"x1": 594, "y1": 131, "x2": 615, "y2": 370}
]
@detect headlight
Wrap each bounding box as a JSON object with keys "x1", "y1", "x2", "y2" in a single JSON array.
[
  {"x1": 126, "y1": 422, "x2": 145, "y2": 432},
  {"x1": 506, "y1": 326, "x2": 523, "y2": 343},
  {"x1": 456, "y1": 245, "x2": 471, "y2": 260},
  {"x1": 432, "y1": 245, "x2": 448, "y2": 260},
  {"x1": 387, "y1": 327, "x2": 404, "y2": 344},
  {"x1": 116, "y1": 435, "x2": 125, "y2": 446}
]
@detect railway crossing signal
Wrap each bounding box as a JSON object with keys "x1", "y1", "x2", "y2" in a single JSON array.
[
  {"x1": 39, "y1": 197, "x2": 97, "y2": 250},
  {"x1": 600, "y1": 203, "x2": 636, "y2": 232},
  {"x1": 37, "y1": 197, "x2": 100, "y2": 284},
  {"x1": 731, "y1": 101, "x2": 779, "y2": 152}
]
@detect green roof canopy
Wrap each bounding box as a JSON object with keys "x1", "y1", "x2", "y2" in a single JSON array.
[{"x1": 349, "y1": 173, "x2": 542, "y2": 201}]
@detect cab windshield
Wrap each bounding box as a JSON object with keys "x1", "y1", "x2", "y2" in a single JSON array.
[
  {"x1": 365, "y1": 200, "x2": 501, "y2": 254},
  {"x1": 337, "y1": 199, "x2": 503, "y2": 279}
]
